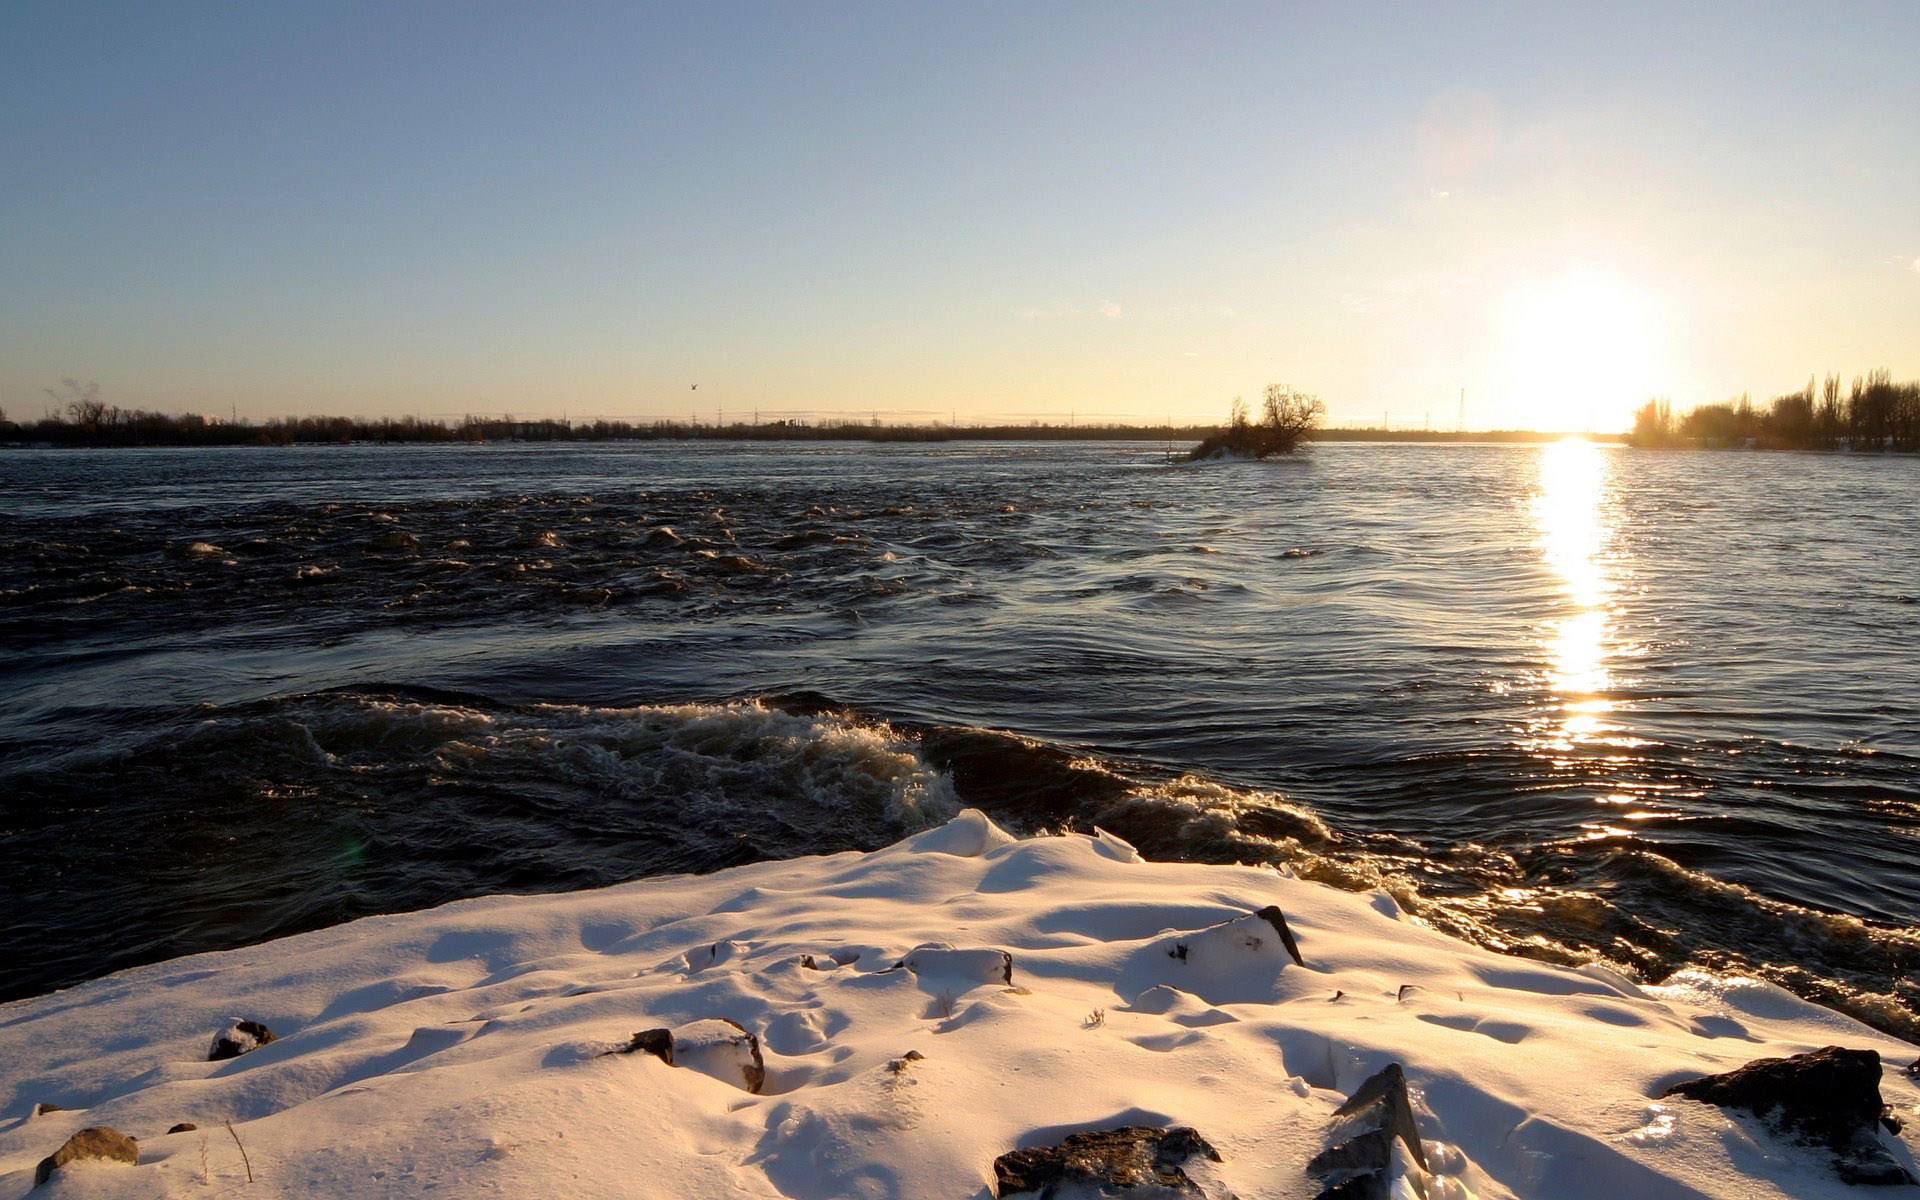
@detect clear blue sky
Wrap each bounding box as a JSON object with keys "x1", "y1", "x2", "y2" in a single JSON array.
[{"x1": 3, "y1": 1, "x2": 1916, "y2": 429}]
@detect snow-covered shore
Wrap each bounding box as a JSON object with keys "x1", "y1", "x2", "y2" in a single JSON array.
[{"x1": 3, "y1": 811, "x2": 1915, "y2": 1198}]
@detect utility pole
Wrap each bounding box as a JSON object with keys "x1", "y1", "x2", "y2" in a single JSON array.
[{"x1": 1457, "y1": 387, "x2": 1465, "y2": 433}]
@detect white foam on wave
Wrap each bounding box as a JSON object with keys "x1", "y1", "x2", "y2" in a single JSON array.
[{"x1": 286, "y1": 694, "x2": 959, "y2": 830}]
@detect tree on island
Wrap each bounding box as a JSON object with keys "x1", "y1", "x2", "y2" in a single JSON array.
[{"x1": 1187, "y1": 383, "x2": 1325, "y2": 460}]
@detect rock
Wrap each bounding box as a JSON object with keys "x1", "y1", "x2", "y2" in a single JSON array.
[
  {"x1": 167, "y1": 1123, "x2": 198, "y2": 1134},
  {"x1": 1307, "y1": 1063, "x2": 1428, "y2": 1200},
  {"x1": 1168, "y1": 905, "x2": 1305, "y2": 969},
  {"x1": 34, "y1": 1126, "x2": 138, "y2": 1187},
  {"x1": 896, "y1": 944, "x2": 1014, "y2": 986},
  {"x1": 620, "y1": 1028, "x2": 676, "y2": 1064},
  {"x1": 608, "y1": 1019, "x2": 764, "y2": 1093},
  {"x1": 993, "y1": 1126, "x2": 1223, "y2": 1198},
  {"x1": 29, "y1": 1103, "x2": 67, "y2": 1118},
  {"x1": 208, "y1": 1018, "x2": 277, "y2": 1061},
  {"x1": 1661, "y1": 1045, "x2": 1914, "y2": 1186}
]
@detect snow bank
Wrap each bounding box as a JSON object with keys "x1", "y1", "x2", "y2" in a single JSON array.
[{"x1": 2, "y1": 811, "x2": 1915, "y2": 1198}]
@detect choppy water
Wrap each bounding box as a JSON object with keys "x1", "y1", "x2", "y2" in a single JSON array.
[{"x1": 2, "y1": 440, "x2": 1917, "y2": 1037}]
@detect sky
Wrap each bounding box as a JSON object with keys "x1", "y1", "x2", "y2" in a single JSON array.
[{"x1": 2, "y1": 1, "x2": 1916, "y2": 432}]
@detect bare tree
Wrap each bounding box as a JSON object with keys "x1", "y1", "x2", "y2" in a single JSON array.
[
  {"x1": 47, "y1": 379, "x2": 106, "y2": 431},
  {"x1": 1188, "y1": 383, "x2": 1325, "y2": 460},
  {"x1": 1259, "y1": 383, "x2": 1326, "y2": 450}
]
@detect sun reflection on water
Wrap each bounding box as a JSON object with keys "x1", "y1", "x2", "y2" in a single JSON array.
[{"x1": 1532, "y1": 438, "x2": 1617, "y2": 749}]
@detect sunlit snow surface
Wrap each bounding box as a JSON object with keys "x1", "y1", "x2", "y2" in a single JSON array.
[{"x1": 3, "y1": 812, "x2": 1914, "y2": 1199}]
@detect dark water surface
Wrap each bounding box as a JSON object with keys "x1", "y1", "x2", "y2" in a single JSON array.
[{"x1": 3, "y1": 441, "x2": 1917, "y2": 1036}]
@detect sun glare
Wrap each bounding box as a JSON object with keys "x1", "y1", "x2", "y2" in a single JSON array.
[{"x1": 1495, "y1": 269, "x2": 1665, "y2": 433}]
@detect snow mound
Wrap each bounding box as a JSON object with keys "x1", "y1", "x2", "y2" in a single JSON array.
[{"x1": 1, "y1": 810, "x2": 1914, "y2": 1198}]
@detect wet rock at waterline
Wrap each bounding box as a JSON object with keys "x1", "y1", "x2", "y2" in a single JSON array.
[
  {"x1": 993, "y1": 1125, "x2": 1225, "y2": 1199},
  {"x1": 208, "y1": 1018, "x2": 277, "y2": 1061},
  {"x1": 34, "y1": 1126, "x2": 138, "y2": 1188},
  {"x1": 608, "y1": 1018, "x2": 765, "y2": 1094},
  {"x1": 1661, "y1": 1045, "x2": 1915, "y2": 1186}
]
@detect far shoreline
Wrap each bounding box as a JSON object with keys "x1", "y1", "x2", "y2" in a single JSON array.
[{"x1": 2, "y1": 423, "x2": 1629, "y2": 451}]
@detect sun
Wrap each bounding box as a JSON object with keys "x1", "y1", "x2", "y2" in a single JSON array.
[{"x1": 1494, "y1": 268, "x2": 1666, "y2": 433}]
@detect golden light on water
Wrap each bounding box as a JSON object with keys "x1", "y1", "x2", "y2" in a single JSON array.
[{"x1": 1532, "y1": 437, "x2": 1617, "y2": 748}]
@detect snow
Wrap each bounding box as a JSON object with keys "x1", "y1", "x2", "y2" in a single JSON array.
[{"x1": 2, "y1": 810, "x2": 1915, "y2": 1198}]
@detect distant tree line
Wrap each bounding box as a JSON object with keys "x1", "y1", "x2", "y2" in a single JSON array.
[
  {"x1": 1628, "y1": 370, "x2": 1920, "y2": 452},
  {"x1": 2, "y1": 384, "x2": 1228, "y2": 448}
]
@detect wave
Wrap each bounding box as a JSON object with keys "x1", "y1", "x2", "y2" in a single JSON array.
[{"x1": 5, "y1": 681, "x2": 1917, "y2": 1042}]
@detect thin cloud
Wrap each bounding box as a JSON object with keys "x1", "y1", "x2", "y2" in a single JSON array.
[{"x1": 1098, "y1": 299, "x2": 1124, "y2": 320}]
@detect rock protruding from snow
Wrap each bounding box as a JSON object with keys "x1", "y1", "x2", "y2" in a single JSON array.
[
  {"x1": 897, "y1": 944, "x2": 1014, "y2": 986},
  {"x1": 28, "y1": 1103, "x2": 67, "y2": 1118},
  {"x1": 208, "y1": 1018, "x2": 277, "y2": 1061},
  {"x1": 1307, "y1": 1062, "x2": 1429, "y2": 1199},
  {"x1": 167, "y1": 1123, "x2": 198, "y2": 1134},
  {"x1": 1170, "y1": 906, "x2": 1305, "y2": 969},
  {"x1": 992, "y1": 1126, "x2": 1225, "y2": 1198},
  {"x1": 611, "y1": 1019, "x2": 765, "y2": 1094},
  {"x1": 1661, "y1": 1045, "x2": 1915, "y2": 1186},
  {"x1": 33, "y1": 1126, "x2": 138, "y2": 1188}
]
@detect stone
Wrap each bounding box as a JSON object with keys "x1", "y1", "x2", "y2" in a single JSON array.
[
  {"x1": 1252, "y1": 905, "x2": 1307, "y2": 967},
  {"x1": 34, "y1": 1126, "x2": 138, "y2": 1187},
  {"x1": 608, "y1": 1020, "x2": 764, "y2": 1093},
  {"x1": 1307, "y1": 1063, "x2": 1428, "y2": 1200},
  {"x1": 619, "y1": 1028, "x2": 676, "y2": 1064},
  {"x1": 167, "y1": 1123, "x2": 198, "y2": 1134},
  {"x1": 993, "y1": 1125, "x2": 1223, "y2": 1198},
  {"x1": 29, "y1": 1103, "x2": 67, "y2": 1118},
  {"x1": 208, "y1": 1018, "x2": 277, "y2": 1061},
  {"x1": 896, "y1": 944, "x2": 1014, "y2": 986},
  {"x1": 1661, "y1": 1045, "x2": 1914, "y2": 1186},
  {"x1": 1167, "y1": 906, "x2": 1306, "y2": 970}
]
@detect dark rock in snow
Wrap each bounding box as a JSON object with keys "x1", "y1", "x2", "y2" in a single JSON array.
[
  {"x1": 621, "y1": 1028, "x2": 676, "y2": 1064},
  {"x1": 1307, "y1": 1063, "x2": 1428, "y2": 1200},
  {"x1": 896, "y1": 944, "x2": 1014, "y2": 985},
  {"x1": 29, "y1": 1103, "x2": 67, "y2": 1118},
  {"x1": 1167, "y1": 906, "x2": 1306, "y2": 970},
  {"x1": 993, "y1": 1125, "x2": 1223, "y2": 1198},
  {"x1": 34, "y1": 1126, "x2": 138, "y2": 1187},
  {"x1": 1661, "y1": 1045, "x2": 1914, "y2": 1186},
  {"x1": 208, "y1": 1018, "x2": 277, "y2": 1061},
  {"x1": 1252, "y1": 905, "x2": 1307, "y2": 967},
  {"x1": 608, "y1": 1019, "x2": 764, "y2": 1094},
  {"x1": 167, "y1": 1123, "x2": 198, "y2": 1134}
]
